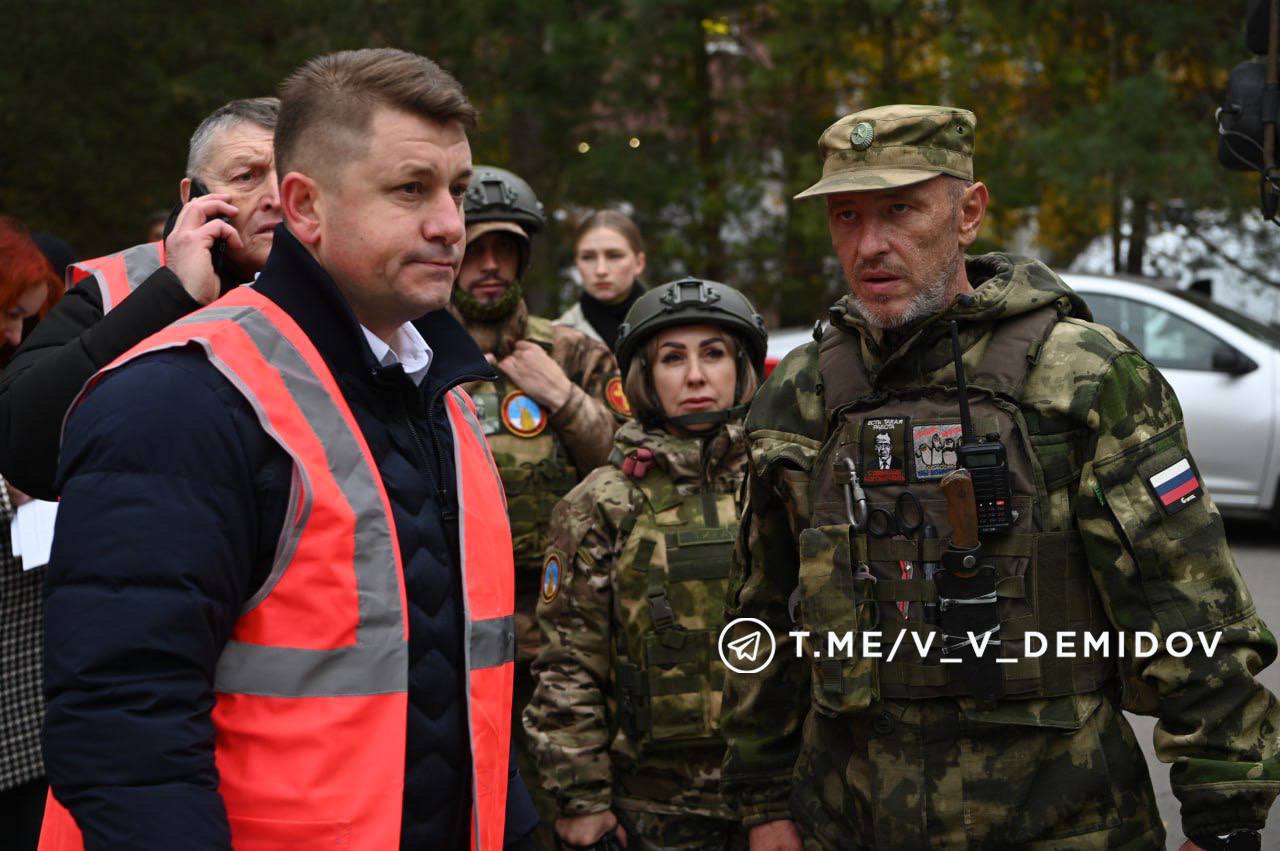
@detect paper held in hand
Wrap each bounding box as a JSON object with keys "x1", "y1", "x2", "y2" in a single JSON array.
[{"x1": 10, "y1": 498, "x2": 57, "y2": 571}]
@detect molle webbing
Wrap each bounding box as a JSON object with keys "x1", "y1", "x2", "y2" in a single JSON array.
[
  {"x1": 874, "y1": 531, "x2": 1112, "y2": 698},
  {"x1": 612, "y1": 463, "x2": 737, "y2": 750}
]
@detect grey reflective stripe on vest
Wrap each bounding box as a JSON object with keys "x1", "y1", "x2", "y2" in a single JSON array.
[
  {"x1": 90, "y1": 242, "x2": 165, "y2": 314},
  {"x1": 121, "y1": 242, "x2": 165, "y2": 293},
  {"x1": 470, "y1": 614, "x2": 516, "y2": 669},
  {"x1": 170, "y1": 304, "x2": 407, "y2": 698}
]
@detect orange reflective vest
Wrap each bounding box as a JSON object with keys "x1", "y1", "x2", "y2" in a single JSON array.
[
  {"x1": 65, "y1": 240, "x2": 166, "y2": 313},
  {"x1": 38, "y1": 286, "x2": 515, "y2": 851}
]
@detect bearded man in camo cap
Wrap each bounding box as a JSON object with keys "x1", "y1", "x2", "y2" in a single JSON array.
[{"x1": 719, "y1": 104, "x2": 1280, "y2": 851}]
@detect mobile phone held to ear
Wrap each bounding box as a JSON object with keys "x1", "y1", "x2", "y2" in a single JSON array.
[{"x1": 187, "y1": 178, "x2": 229, "y2": 277}]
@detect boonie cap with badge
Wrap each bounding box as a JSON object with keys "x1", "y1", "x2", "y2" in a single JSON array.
[{"x1": 795, "y1": 104, "x2": 975, "y2": 200}]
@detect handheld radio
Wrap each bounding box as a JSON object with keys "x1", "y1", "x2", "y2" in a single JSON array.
[{"x1": 949, "y1": 321, "x2": 1013, "y2": 535}]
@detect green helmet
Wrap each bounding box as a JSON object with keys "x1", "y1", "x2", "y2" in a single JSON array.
[
  {"x1": 617, "y1": 277, "x2": 767, "y2": 376},
  {"x1": 616, "y1": 277, "x2": 767, "y2": 428},
  {"x1": 463, "y1": 166, "x2": 546, "y2": 235}
]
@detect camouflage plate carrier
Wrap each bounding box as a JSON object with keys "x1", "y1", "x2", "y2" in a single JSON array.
[
  {"x1": 610, "y1": 451, "x2": 738, "y2": 756},
  {"x1": 800, "y1": 301, "x2": 1113, "y2": 716}
]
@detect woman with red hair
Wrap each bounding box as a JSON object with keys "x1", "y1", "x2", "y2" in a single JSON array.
[
  {"x1": 0, "y1": 217, "x2": 60, "y2": 360},
  {"x1": 0, "y1": 214, "x2": 61, "y2": 851}
]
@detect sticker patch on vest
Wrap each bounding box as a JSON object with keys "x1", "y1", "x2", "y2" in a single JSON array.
[
  {"x1": 473, "y1": 391, "x2": 502, "y2": 435},
  {"x1": 541, "y1": 551, "x2": 564, "y2": 603},
  {"x1": 912, "y1": 421, "x2": 962, "y2": 480},
  {"x1": 605, "y1": 375, "x2": 632, "y2": 417},
  {"x1": 501, "y1": 390, "x2": 548, "y2": 438},
  {"x1": 861, "y1": 417, "x2": 908, "y2": 484},
  {"x1": 1147, "y1": 457, "x2": 1203, "y2": 515}
]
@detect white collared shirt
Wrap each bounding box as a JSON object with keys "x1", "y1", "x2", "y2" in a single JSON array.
[{"x1": 361, "y1": 322, "x2": 434, "y2": 386}]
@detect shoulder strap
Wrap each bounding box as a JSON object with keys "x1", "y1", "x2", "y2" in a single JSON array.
[
  {"x1": 524, "y1": 315, "x2": 556, "y2": 351},
  {"x1": 817, "y1": 323, "x2": 873, "y2": 417},
  {"x1": 970, "y1": 303, "x2": 1064, "y2": 400}
]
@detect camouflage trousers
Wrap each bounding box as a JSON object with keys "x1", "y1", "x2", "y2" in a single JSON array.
[
  {"x1": 515, "y1": 662, "x2": 558, "y2": 851},
  {"x1": 614, "y1": 805, "x2": 746, "y2": 851},
  {"x1": 791, "y1": 693, "x2": 1164, "y2": 850}
]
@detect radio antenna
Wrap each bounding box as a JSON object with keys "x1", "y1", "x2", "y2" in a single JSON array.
[{"x1": 950, "y1": 321, "x2": 975, "y2": 443}]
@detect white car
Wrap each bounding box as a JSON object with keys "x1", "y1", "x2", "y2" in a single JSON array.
[
  {"x1": 1065, "y1": 273, "x2": 1280, "y2": 523},
  {"x1": 763, "y1": 324, "x2": 821, "y2": 377},
  {"x1": 764, "y1": 275, "x2": 1280, "y2": 523}
]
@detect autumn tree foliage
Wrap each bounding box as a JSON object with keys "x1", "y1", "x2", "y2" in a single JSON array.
[{"x1": 0, "y1": 0, "x2": 1257, "y2": 324}]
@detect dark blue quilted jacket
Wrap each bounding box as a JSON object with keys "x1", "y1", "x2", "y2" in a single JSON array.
[{"x1": 43, "y1": 227, "x2": 536, "y2": 849}]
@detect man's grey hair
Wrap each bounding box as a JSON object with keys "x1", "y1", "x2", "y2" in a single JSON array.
[
  {"x1": 947, "y1": 176, "x2": 973, "y2": 207},
  {"x1": 185, "y1": 97, "x2": 280, "y2": 179}
]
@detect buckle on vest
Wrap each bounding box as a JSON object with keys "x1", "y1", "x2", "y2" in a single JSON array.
[
  {"x1": 940, "y1": 625, "x2": 1001, "y2": 655},
  {"x1": 647, "y1": 589, "x2": 677, "y2": 634},
  {"x1": 938, "y1": 590, "x2": 997, "y2": 612}
]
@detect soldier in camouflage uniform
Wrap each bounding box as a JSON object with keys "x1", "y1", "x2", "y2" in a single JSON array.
[
  {"x1": 451, "y1": 166, "x2": 629, "y2": 845},
  {"x1": 524, "y1": 278, "x2": 768, "y2": 850},
  {"x1": 720, "y1": 105, "x2": 1280, "y2": 851}
]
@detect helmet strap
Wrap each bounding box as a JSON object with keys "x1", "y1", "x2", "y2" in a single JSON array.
[{"x1": 663, "y1": 405, "x2": 749, "y2": 430}]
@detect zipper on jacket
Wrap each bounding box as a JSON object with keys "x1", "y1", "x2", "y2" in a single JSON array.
[
  {"x1": 395, "y1": 389, "x2": 456, "y2": 524},
  {"x1": 409, "y1": 370, "x2": 491, "y2": 524}
]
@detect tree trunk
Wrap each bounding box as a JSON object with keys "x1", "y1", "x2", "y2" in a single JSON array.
[
  {"x1": 692, "y1": 13, "x2": 725, "y2": 280},
  {"x1": 508, "y1": 17, "x2": 553, "y2": 314},
  {"x1": 880, "y1": 14, "x2": 899, "y2": 100},
  {"x1": 1125, "y1": 194, "x2": 1149, "y2": 276},
  {"x1": 1110, "y1": 180, "x2": 1123, "y2": 275}
]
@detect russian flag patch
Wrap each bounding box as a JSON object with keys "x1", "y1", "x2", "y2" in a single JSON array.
[{"x1": 1147, "y1": 457, "x2": 1203, "y2": 515}]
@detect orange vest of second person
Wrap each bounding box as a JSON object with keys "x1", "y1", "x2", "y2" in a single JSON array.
[
  {"x1": 65, "y1": 240, "x2": 166, "y2": 313},
  {"x1": 37, "y1": 286, "x2": 516, "y2": 851}
]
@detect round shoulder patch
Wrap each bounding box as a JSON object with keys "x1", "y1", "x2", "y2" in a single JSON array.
[
  {"x1": 605, "y1": 376, "x2": 632, "y2": 417},
  {"x1": 541, "y1": 550, "x2": 565, "y2": 603},
  {"x1": 501, "y1": 390, "x2": 548, "y2": 438}
]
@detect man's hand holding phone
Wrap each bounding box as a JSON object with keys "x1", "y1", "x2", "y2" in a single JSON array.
[{"x1": 165, "y1": 190, "x2": 242, "y2": 306}]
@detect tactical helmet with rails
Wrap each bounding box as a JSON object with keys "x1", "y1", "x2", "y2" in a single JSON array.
[
  {"x1": 616, "y1": 277, "x2": 768, "y2": 429},
  {"x1": 463, "y1": 166, "x2": 546, "y2": 234}
]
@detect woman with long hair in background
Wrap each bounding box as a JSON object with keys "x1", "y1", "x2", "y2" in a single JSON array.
[{"x1": 557, "y1": 209, "x2": 647, "y2": 351}]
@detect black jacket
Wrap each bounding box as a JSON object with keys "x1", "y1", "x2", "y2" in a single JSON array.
[
  {"x1": 0, "y1": 261, "x2": 203, "y2": 499},
  {"x1": 43, "y1": 226, "x2": 537, "y2": 849}
]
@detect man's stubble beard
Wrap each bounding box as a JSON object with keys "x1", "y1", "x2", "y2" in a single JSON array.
[{"x1": 851, "y1": 243, "x2": 964, "y2": 330}]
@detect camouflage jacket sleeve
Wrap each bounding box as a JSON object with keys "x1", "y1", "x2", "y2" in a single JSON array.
[
  {"x1": 1075, "y1": 349, "x2": 1280, "y2": 837},
  {"x1": 523, "y1": 468, "x2": 637, "y2": 816},
  {"x1": 720, "y1": 343, "x2": 825, "y2": 827},
  {"x1": 549, "y1": 327, "x2": 623, "y2": 476}
]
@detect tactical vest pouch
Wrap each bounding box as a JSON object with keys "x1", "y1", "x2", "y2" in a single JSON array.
[
  {"x1": 640, "y1": 627, "x2": 722, "y2": 747},
  {"x1": 797, "y1": 525, "x2": 879, "y2": 715}
]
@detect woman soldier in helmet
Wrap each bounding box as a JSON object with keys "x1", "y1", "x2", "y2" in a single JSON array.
[{"x1": 523, "y1": 278, "x2": 766, "y2": 850}]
